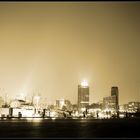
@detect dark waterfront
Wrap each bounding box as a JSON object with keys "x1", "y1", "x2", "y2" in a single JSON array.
[{"x1": 0, "y1": 118, "x2": 140, "y2": 138}]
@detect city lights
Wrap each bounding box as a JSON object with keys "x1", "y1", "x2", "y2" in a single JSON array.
[
  {"x1": 81, "y1": 80, "x2": 88, "y2": 87},
  {"x1": 0, "y1": 79, "x2": 139, "y2": 120},
  {"x1": 0, "y1": 2, "x2": 139, "y2": 139}
]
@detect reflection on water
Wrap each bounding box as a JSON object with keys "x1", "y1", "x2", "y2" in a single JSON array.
[
  {"x1": 26, "y1": 118, "x2": 43, "y2": 123},
  {"x1": 0, "y1": 118, "x2": 139, "y2": 138},
  {"x1": 51, "y1": 117, "x2": 56, "y2": 120}
]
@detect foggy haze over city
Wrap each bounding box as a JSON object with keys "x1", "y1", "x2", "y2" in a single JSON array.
[{"x1": 0, "y1": 2, "x2": 140, "y2": 105}]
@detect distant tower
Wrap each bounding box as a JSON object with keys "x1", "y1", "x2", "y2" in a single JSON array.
[
  {"x1": 111, "y1": 86, "x2": 119, "y2": 111},
  {"x1": 78, "y1": 80, "x2": 89, "y2": 112}
]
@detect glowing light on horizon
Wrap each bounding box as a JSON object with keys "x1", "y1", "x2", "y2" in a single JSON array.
[
  {"x1": 18, "y1": 56, "x2": 42, "y2": 102},
  {"x1": 81, "y1": 80, "x2": 88, "y2": 87}
]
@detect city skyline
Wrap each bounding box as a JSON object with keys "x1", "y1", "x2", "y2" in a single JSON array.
[{"x1": 0, "y1": 2, "x2": 139, "y2": 105}]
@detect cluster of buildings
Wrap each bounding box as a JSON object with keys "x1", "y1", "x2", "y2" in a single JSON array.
[
  {"x1": 77, "y1": 81, "x2": 119, "y2": 118},
  {"x1": 0, "y1": 80, "x2": 140, "y2": 119},
  {"x1": 77, "y1": 81, "x2": 140, "y2": 118}
]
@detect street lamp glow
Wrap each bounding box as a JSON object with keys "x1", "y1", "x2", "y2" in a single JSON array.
[{"x1": 81, "y1": 80, "x2": 88, "y2": 87}]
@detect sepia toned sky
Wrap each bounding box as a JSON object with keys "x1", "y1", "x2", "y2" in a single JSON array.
[{"x1": 0, "y1": 2, "x2": 139, "y2": 105}]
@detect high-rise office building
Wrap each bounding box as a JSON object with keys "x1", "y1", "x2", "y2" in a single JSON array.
[
  {"x1": 111, "y1": 86, "x2": 119, "y2": 111},
  {"x1": 78, "y1": 80, "x2": 89, "y2": 112}
]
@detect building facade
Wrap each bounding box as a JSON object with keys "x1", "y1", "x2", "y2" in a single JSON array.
[
  {"x1": 111, "y1": 86, "x2": 119, "y2": 111},
  {"x1": 78, "y1": 80, "x2": 89, "y2": 112},
  {"x1": 127, "y1": 102, "x2": 140, "y2": 113},
  {"x1": 103, "y1": 95, "x2": 117, "y2": 112},
  {"x1": 56, "y1": 99, "x2": 72, "y2": 111}
]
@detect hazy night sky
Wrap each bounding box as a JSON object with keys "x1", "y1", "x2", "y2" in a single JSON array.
[{"x1": 0, "y1": 2, "x2": 139, "y2": 105}]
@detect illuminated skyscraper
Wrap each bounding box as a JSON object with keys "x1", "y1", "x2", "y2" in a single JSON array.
[
  {"x1": 78, "y1": 80, "x2": 89, "y2": 112},
  {"x1": 111, "y1": 86, "x2": 119, "y2": 111}
]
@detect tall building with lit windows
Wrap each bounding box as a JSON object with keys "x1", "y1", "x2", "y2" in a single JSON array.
[
  {"x1": 111, "y1": 86, "x2": 119, "y2": 111},
  {"x1": 78, "y1": 80, "x2": 89, "y2": 112},
  {"x1": 102, "y1": 86, "x2": 119, "y2": 113}
]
